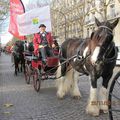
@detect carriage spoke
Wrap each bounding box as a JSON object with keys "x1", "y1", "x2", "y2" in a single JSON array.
[
  {"x1": 110, "y1": 93, "x2": 120, "y2": 100},
  {"x1": 109, "y1": 73, "x2": 120, "y2": 120},
  {"x1": 110, "y1": 109, "x2": 120, "y2": 112}
]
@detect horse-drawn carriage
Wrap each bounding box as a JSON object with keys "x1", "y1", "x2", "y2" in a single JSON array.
[
  {"x1": 24, "y1": 44, "x2": 59, "y2": 92},
  {"x1": 12, "y1": 17, "x2": 120, "y2": 118}
]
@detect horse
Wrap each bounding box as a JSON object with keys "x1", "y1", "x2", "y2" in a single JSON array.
[
  {"x1": 27, "y1": 42, "x2": 34, "y2": 52},
  {"x1": 56, "y1": 17, "x2": 119, "y2": 116},
  {"x1": 13, "y1": 41, "x2": 25, "y2": 76}
]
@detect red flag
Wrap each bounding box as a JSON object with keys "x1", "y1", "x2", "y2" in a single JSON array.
[{"x1": 9, "y1": 0, "x2": 26, "y2": 40}]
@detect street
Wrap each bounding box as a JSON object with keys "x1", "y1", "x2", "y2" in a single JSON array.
[{"x1": 0, "y1": 53, "x2": 112, "y2": 120}]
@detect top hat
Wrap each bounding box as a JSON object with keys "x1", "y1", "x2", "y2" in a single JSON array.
[{"x1": 39, "y1": 24, "x2": 46, "y2": 28}]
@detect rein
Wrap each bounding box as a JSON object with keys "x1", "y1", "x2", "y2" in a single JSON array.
[
  {"x1": 40, "y1": 54, "x2": 78, "y2": 79},
  {"x1": 103, "y1": 42, "x2": 117, "y2": 63}
]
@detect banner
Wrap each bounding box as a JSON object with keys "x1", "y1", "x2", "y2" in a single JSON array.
[
  {"x1": 22, "y1": 0, "x2": 50, "y2": 11},
  {"x1": 17, "y1": 5, "x2": 52, "y2": 36},
  {"x1": 9, "y1": 0, "x2": 26, "y2": 40}
]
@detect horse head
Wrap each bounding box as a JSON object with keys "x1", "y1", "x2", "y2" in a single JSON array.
[{"x1": 89, "y1": 17, "x2": 119, "y2": 64}]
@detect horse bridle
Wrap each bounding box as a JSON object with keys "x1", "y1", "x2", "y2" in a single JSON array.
[
  {"x1": 97, "y1": 26, "x2": 115, "y2": 63},
  {"x1": 98, "y1": 26, "x2": 113, "y2": 35}
]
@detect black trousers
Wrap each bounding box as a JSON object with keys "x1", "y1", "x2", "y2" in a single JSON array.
[{"x1": 39, "y1": 46, "x2": 53, "y2": 60}]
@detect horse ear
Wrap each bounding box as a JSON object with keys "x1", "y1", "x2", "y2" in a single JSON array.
[
  {"x1": 95, "y1": 17, "x2": 101, "y2": 27},
  {"x1": 111, "y1": 18, "x2": 119, "y2": 29},
  {"x1": 90, "y1": 32, "x2": 94, "y2": 39}
]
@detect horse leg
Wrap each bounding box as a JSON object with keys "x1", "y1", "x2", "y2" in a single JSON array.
[
  {"x1": 18, "y1": 65, "x2": 20, "y2": 72},
  {"x1": 99, "y1": 71, "x2": 113, "y2": 113},
  {"x1": 21, "y1": 64, "x2": 22, "y2": 72},
  {"x1": 23, "y1": 60, "x2": 25, "y2": 74},
  {"x1": 56, "y1": 62, "x2": 68, "y2": 99},
  {"x1": 20, "y1": 61, "x2": 22, "y2": 72},
  {"x1": 15, "y1": 62, "x2": 18, "y2": 76},
  {"x1": 21, "y1": 60, "x2": 25, "y2": 73},
  {"x1": 86, "y1": 75, "x2": 99, "y2": 116},
  {"x1": 70, "y1": 70, "x2": 81, "y2": 99}
]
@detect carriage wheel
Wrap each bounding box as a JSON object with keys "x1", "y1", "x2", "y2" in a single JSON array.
[
  {"x1": 33, "y1": 68, "x2": 41, "y2": 92},
  {"x1": 24, "y1": 64, "x2": 31, "y2": 84},
  {"x1": 108, "y1": 71, "x2": 120, "y2": 120}
]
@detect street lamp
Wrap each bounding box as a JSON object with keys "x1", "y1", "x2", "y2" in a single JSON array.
[{"x1": 51, "y1": 9, "x2": 67, "y2": 40}]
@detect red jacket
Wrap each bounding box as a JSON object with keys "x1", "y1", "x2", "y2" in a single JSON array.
[{"x1": 33, "y1": 32, "x2": 53, "y2": 55}]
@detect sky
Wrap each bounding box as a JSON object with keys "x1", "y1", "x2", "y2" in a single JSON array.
[
  {"x1": 0, "y1": 0, "x2": 50, "y2": 46},
  {"x1": 0, "y1": 18, "x2": 12, "y2": 46}
]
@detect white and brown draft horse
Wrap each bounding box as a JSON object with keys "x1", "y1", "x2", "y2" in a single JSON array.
[{"x1": 57, "y1": 18, "x2": 119, "y2": 116}]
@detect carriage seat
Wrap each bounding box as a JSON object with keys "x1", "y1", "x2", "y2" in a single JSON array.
[{"x1": 32, "y1": 56, "x2": 39, "y2": 61}]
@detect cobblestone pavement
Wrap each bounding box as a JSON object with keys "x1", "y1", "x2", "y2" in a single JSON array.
[{"x1": 1, "y1": 53, "x2": 119, "y2": 120}]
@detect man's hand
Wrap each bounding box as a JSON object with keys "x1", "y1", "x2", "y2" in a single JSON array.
[
  {"x1": 52, "y1": 44, "x2": 56, "y2": 48},
  {"x1": 39, "y1": 45, "x2": 44, "y2": 48}
]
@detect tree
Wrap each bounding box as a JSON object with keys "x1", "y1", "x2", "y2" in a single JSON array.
[
  {"x1": 95, "y1": 0, "x2": 112, "y2": 20},
  {"x1": 0, "y1": 0, "x2": 9, "y2": 24}
]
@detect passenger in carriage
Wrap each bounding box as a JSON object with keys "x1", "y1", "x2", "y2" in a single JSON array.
[{"x1": 33, "y1": 24, "x2": 55, "y2": 64}]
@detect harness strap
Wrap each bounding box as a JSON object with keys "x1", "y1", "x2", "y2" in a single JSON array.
[
  {"x1": 103, "y1": 42, "x2": 117, "y2": 63},
  {"x1": 99, "y1": 26, "x2": 112, "y2": 32},
  {"x1": 40, "y1": 54, "x2": 78, "y2": 78},
  {"x1": 98, "y1": 26, "x2": 113, "y2": 35}
]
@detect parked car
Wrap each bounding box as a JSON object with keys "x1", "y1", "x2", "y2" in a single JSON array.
[{"x1": 116, "y1": 46, "x2": 120, "y2": 65}]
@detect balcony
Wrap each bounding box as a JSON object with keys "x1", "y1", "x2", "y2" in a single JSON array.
[
  {"x1": 108, "y1": 12, "x2": 120, "y2": 19},
  {"x1": 85, "y1": 20, "x2": 90, "y2": 24},
  {"x1": 109, "y1": 0, "x2": 115, "y2": 5}
]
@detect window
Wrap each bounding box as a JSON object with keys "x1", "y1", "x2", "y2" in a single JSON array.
[
  {"x1": 92, "y1": 27, "x2": 95, "y2": 32},
  {"x1": 91, "y1": 0, "x2": 95, "y2": 7},
  {"x1": 110, "y1": 4, "x2": 115, "y2": 17}
]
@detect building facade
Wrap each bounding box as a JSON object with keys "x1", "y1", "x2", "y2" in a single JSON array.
[
  {"x1": 84, "y1": 0, "x2": 120, "y2": 45},
  {"x1": 50, "y1": 0, "x2": 85, "y2": 43},
  {"x1": 51, "y1": 0, "x2": 120, "y2": 45}
]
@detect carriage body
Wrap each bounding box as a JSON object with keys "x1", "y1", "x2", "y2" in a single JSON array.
[
  {"x1": 24, "y1": 49, "x2": 59, "y2": 92},
  {"x1": 31, "y1": 57, "x2": 59, "y2": 69}
]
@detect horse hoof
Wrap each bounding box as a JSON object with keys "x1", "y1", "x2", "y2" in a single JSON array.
[
  {"x1": 73, "y1": 96, "x2": 81, "y2": 100},
  {"x1": 14, "y1": 73, "x2": 17, "y2": 76},
  {"x1": 57, "y1": 97, "x2": 64, "y2": 100},
  {"x1": 103, "y1": 110, "x2": 108, "y2": 114},
  {"x1": 57, "y1": 94, "x2": 64, "y2": 100},
  {"x1": 100, "y1": 106, "x2": 108, "y2": 114},
  {"x1": 86, "y1": 104, "x2": 100, "y2": 116},
  {"x1": 57, "y1": 92, "x2": 65, "y2": 100},
  {"x1": 100, "y1": 109, "x2": 108, "y2": 114}
]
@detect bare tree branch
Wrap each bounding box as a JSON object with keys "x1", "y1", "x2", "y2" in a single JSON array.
[
  {"x1": 106, "y1": 0, "x2": 112, "y2": 6},
  {"x1": 0, "y1": 0, "x2": 9, "y2": 23},
  {"x1": 94, "y1": 8, "x2": 104, "y2": 20}
]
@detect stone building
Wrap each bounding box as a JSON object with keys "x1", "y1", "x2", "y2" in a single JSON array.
[
  {"x1": 84, "y1": 0, "x2": 120, "y2": 45},
  {"x1": 51, "y1": 0, "x2": 120, "y2": 45},
  {"x1": 50, "y1": 0, "x2": 85, "y2": 43}
]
